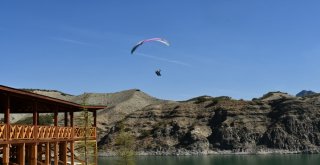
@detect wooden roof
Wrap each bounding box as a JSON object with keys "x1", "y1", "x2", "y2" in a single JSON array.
[{"x1": 0, "y1": 85, "x2": 106, "y2": 113}]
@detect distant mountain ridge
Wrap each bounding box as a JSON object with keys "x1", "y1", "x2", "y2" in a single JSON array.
[{"x1": 296, "y1": 90, "x2": 317, "y2": 97}]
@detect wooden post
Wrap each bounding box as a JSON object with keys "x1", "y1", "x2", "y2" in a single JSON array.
[
  {"x1": 17, "y1": 143, "x2": 26, "y2": 165},
  {"x1": 93, "y1": 110, "x2": 97, "y2": 127},
  {"x1": 54, "y1": 111, "x2": 58, "y2": 140},
  {"x1": 37, "y1": 112, "x2": 40, "y2": 125},
  {"x1": 45, "y1": 142, "x2": 50, "y2": 165},
  {"x1": 30, "y1": 143, "x2": 38, "y2": 165},
  {"x1": 5, "y1": 95, "x2": 10, "y2": 140},
  {"x1": 64, "y1": 112, "x2": 68, "y2": 127},
  {"x1": 59, "y1": 142, "x2": 67, "y2": 165},
  {"x1": 3, "y1": 144, "x2": 10, "y2": 165},
  {"x1": 70, "y1": 111, "x2": 75, "y2": 165},
  {"x1": 3, "y1": 95, "x2": 10, "y2": 165},
  {"x1": 54, "y1": 142, "x2": 59, "y2": 165},
  {"x1": 54, "y1": 111, "x2": 58, "y2": 126},
  {"x1": 33, "y1": 102, "x2": 38, "y2": 140},
  {"x1": 70, "y1": 111, "x2": 74, "y2": 127}
]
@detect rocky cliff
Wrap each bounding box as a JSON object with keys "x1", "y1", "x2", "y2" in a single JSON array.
[
  {"x1": 25, "y1": 89, "x2": 320, "y2": 155},
  {"x1": 98, "y1": 92, "x2": 320, "y2": 155}
]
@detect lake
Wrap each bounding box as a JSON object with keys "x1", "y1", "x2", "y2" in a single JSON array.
[{"x1": 98, "y1": 154, "x2": 320, "y2": 165}]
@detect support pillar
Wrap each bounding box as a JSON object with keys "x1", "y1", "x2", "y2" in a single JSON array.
[
  {"x1": 33, "y1": 102, "x2": 38, "y2": 141},
  {"x1": 64, "y1": 112, "x2": 68, "y2": 127},
  {"x1": 17, "y1": 143, "x2": 26, "y2": 165},
  {"x1": 54, "y1": 111, "x2": 58, "y2": 126},
  {"x1": 2, "y1": 144, "x2": 10, "y2": 165},
  {"x1": 93, "y1": 110, "x2": 97, "y2": 127},
  {"x1": 3, "y1": 95, "x2": 10, "y2": 165},
  {"x1": 30, "y1": 143, "x2": 38, "y2": 165},
  {"x1": 70, "y1": 111, "x2": 75, "y2": 165},
  {"x1": 4, "y1": 95, "x2": 10, "y2": 140},
  {"x1": 59, "y1": 142, "x2": 67, "y2": 165}
]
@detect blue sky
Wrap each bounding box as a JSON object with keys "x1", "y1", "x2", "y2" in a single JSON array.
[{"x1": 1, "y1": 1, "x2": 320, "y2": 100}]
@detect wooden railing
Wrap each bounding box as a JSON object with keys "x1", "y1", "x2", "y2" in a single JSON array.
[
  {"x1": 0, "y1": 124, "x2": 6, "y2": 140},
  {"x1": 74, "y1": 127, "x2": 96, "y2": 139},
  {"x1": 0, "y1": 124, "x2": 96, "y2": 142},
  {"x1": 10, "y1": 124, "x2": 34, "y2": 139}
]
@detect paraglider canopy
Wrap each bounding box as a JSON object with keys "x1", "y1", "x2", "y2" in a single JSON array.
[{"x1": 131, "y1": 38, "x2": 170, "y2": 54}]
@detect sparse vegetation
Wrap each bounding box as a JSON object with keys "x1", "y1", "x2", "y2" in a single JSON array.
[
  {"x1": 140, "y1": 129, "x2": 152, "y2": 138},
  {"x1": 21, "y1": 88, "x2": 73, "y2": 96},
  {"x1": 14, "y1": 114, "x2": 53, "y2": 125}
]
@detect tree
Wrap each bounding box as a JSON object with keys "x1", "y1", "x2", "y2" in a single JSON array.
[
  {"x1": 74, "y1": 93, "x2": 95, "y2": 165},
  {"x1": 115, "y1": 122, "x2": 136, "y2": 165}
]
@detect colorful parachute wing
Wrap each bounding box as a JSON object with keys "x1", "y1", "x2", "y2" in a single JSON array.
[{"x1": 131, "y1": 38, "x2": 169, "y2": 54}]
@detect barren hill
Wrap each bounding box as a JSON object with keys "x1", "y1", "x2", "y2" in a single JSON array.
[{"x1": 25, "y1": 88, "x2": 170, "y2": 140}]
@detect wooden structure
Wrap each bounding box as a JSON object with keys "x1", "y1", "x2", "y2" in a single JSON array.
[{"x1": 0, "y1": 85, "x2": 106, "y2": 165}]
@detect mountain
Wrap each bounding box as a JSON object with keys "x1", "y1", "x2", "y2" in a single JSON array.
[
  {"x1": 296, "y1": 90, "x2": 317, "y2": 97},
  {"x1": 25, "y1": 89, "x2": 320, "y2": 155}
]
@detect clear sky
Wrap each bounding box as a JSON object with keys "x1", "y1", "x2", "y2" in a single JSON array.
[{"x1": 1, "y1": 0, "x2": 320, "y2": 101}]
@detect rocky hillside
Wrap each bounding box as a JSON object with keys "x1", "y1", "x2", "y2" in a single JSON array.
[
  {"x1": 98, "y1": 92, "x2": 320, "y2": 155},
  {"x1": 24, "y1": 88, "x2": 169, "y2": 140},
  {"x1": 25, "y1": 89, "x2": 320, "y2": 155}
]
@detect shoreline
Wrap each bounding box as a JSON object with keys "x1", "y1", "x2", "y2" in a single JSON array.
[{"x1": 98, "y1": 148, "x2": 320, "y2": 157}]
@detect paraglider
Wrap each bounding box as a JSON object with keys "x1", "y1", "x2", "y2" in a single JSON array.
[
  {"x1": 131, "y1": 37, "x2": 169, "y2": 77},
  {"x1": 131, "y1": 38, "x2": 170, "y2": 54},
  {"x1": 155, "y1": 69, "x2": 161, "y2": 76}
]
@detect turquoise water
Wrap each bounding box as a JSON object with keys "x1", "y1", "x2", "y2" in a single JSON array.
[{"x1": 98, "y1": 154, "x2": 320, "y2": 165}]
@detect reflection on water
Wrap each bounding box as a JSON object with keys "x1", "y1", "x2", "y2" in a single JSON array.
[{"x1": 98, "y1": 154, "x2": 320, "y2": 165}]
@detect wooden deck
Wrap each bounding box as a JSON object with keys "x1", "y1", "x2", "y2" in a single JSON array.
[{"x1": 0, "y1": 85, "x2": 106, "y2": 165}]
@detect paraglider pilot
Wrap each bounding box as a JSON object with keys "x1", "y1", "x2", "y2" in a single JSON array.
[{"x1": 155, "y1": 69, "x2": 161, "y2": 76}]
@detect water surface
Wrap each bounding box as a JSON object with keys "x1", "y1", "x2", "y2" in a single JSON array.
[{"x1": 98, "y1": 154, "x2": 320, "y2": 165}]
